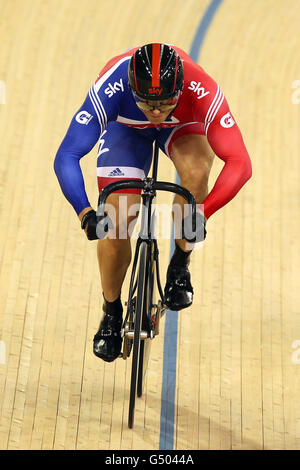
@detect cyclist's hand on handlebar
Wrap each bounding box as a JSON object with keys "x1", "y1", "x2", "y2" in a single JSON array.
[
  {"x1": 80, "y1": 209, "x2": 113, "y2": 240},
  {"x1": 81, "y1": 209, "x2": 98, "y2": 240},
  {"x1": 182, "y1": 211, "x2": 207, "y2": 243}
]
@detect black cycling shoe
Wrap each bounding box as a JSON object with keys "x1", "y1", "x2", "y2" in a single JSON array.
[
  {"x1": 164, "y1": 264, "x2": 194, "y2": 311},
  {"x1": 93, "y1": 296, "x2": 123, "y2": 362}
]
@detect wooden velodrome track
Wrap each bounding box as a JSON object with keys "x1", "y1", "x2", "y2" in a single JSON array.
[{"x1": 0, "y1": 0, "x2": 299, "y2": 451}]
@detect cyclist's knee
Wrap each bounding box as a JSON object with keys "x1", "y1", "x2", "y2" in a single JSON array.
[
  {"x1": 179, "y1": 167, "x2": 210, "y2": 203},
  {"x1": 171, "y1": 135, "x2": 214, "y2": 199}
]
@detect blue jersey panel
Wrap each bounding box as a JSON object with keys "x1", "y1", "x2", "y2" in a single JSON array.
[{"x1": 96, "y1": 122, "x2": 157, "y2": 176}]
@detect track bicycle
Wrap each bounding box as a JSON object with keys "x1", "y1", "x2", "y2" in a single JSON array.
[{"x1": 97, "y1": 142, "x2": 197, "y2": 428}]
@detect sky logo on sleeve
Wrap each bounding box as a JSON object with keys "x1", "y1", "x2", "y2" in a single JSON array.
[
  {"x1": 188, "y1": 80, "x2": 210, "y2": 99},
  {"x1": 104, "y1": 79, "x2": 124, "y2": 98}
]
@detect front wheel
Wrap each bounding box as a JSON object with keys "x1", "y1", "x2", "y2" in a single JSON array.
[
  {"x1": 128, "y1": 242, "x2": 148, "y2": 429},
  {"x1": 137, "y1": 241, "x2": 156, "y2": 398}
]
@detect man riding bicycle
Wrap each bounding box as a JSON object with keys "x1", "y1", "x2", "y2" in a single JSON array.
[{"x1": 54, "y1": 43, "x2": 252, "y2": 363}]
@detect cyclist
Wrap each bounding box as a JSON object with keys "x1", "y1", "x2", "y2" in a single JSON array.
[{"x1": 54, "y1": 43, "x2": 252, "y2": 363}]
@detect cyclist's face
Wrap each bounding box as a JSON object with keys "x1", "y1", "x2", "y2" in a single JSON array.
[
  {"x1": 132, "y1": 92, "x2": 180, "y2": 124},
  {"x1": 142, "y1": 107, "x2": 173, "y2": 124}
]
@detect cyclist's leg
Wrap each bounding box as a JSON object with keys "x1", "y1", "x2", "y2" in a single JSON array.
[
  {"x1": 97, "y1": 192, "x2": 139, "y2": 302},
  {"x1": 157, "y1": 123, "x2": 214, "y2": 310},
  {"x1": 96, "y1": 122, "x2": 154, "y2": 302},
  {"x1": 94, "y1": 122, "x2": 155, "y2": 361},
  {"x1": 158, "y1": 123, "x2": 214, "y2": 250}
]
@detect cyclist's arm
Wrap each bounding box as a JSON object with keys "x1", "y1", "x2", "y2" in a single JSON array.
[
  {"x1": 202, "y1": 100, "x2": 252, "y2": 220},
  {"x1": 54, "y1": 68, "x2": 121, "y2": 218},
  {"x1": 54, "y1": 94, "x2": 102, "y2": 217}
]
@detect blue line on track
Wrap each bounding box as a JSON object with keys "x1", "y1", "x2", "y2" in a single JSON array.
[
  {"x1": 189, "y1": 0, "x2": 224, "y2": 63},
  {"x1": 159, "y1": 0, "x2": 224, "y2": 450}
]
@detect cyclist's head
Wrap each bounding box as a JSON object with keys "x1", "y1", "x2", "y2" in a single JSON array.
[{"x1": 128, "y1": 43, "x2": 184, "y2": 110}]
